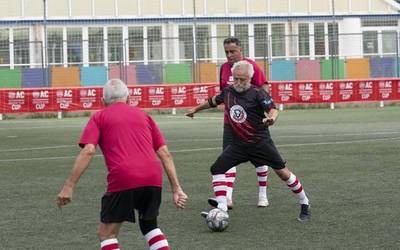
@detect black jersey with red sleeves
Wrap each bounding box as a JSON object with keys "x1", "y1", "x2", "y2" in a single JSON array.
[{"x1": 214, "y1": 85, "x2": 277, "y2": 145}]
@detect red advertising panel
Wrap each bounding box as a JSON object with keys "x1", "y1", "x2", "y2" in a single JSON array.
[
  {"x1": 146, "y1": 85, "x2": 170, "y2": 109},
  {"x1": 337, "y1": 81, "x2": 357, "y2": 102},
  {"x1": 315, "y1": 81, "x2": 337, "y2": 103},
  {"x1": 273, "y1": 82, "x2": 297, "y2": 103},
  {"x1": 356, "y1": 80, "x2": 378, "y2": 102},
  {"x1": 192, "y1": 84, "x2": 213, "y2": 106},
  {"x1": 377, "y1": 79, "x2": 396, "y2": 100},
  {"x1": 128, "y1": 86, "x2": 147, "y2": 108},
  {"x1": 2, "y1": 89, "x2": 30, "y2": 113},
  {"x1": 55, "y1": 88, "x2": 80, "y2": 111},
  {"x1": 170, "y1": 85, "x2": 191, "y2": 108},
  {"x1": 298, "y1": 82, "x2": 317, "y2": 103},
  {"x1": 28, "y1": 89, "x2": 54, "y2": 112},
  {"x1": 77, "y1": 87, "x2": 103, "y2": 110},
  {"x1": 397, "y1": 79, "x2": 400, "y2": 99}
]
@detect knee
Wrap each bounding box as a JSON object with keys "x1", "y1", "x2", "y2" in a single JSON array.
[{"x1": 210, "y1": 163, "x2": 225, "y2": 175}]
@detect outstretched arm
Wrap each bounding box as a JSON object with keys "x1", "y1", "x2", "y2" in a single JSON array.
[
  {"x1": 157, "y1": 145, "x2": 188, "y2": 209},
  {"x1": 56, "y1": 144, "x2": 96, "y2": 208},
  {"x1": 185, "y1": 96, "x2": 217, "y2": 118}
]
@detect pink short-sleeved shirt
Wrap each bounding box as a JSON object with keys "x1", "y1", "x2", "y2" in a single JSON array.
[
  {"x1": 220, "y1": 57, "x2": 266, "y2": 123},
  {"x1": 79, "y1": 102, "x2": 166, "y2": 192}
]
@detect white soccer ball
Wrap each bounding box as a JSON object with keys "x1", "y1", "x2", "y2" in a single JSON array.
[{"x1": 205, "y1": 208, "x2": 229, "y2": 232}]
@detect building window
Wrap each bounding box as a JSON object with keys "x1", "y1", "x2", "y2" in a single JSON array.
[
  {"x1": 147, "y1": 26, "x2": 162, "y2": 61},
  {"x1": 0, "y1": 29, "x2": 9, "y2": 65},
  {"x1": 196, "y1": 25, "x2": 211, "y2": 60},
  {"x1": 179, "y1": 25, "x2": 193, "y2": 60},
  {"x1": 298, "y1": 23, "x2": 310, "y2": 56},
  {"x1": 88, "y1": 27, "x2": 104, "y2": 64},
  {"x1": 47, "y1": 28, "x2": 63, "y2": 65},
  {"x1": 382, "y1": 31, "x2": 397, "y2": 55},
  {"x1": 362, "y1": 20, "x2": 398, "y2": 27},
  {"x1": 254, "y1": 24, "x2": 268, "y2": 59},
  {"x1": 271, "y1": 23, "x2": 285, "y2": 57},
  {"x1": 363, "y1": 31, "x2": 378, "y2": 54},
  {"x1": 328, "y1": 23, "x2": 339, "y2": 56},
  {"x1": 67, "y1": 28, "x2": 82, "y2": 64},
  {"x1": 13, "y1": 28, "x2": 30, "y2": 66},
  {"x1": 234, "y1": 24, "x2": 249, "y2": 56},
  {"x1": 128, "y1": 27, "x2": 144, "y2": 62},
  {"x1": 108, "y1": 27, "x2": 123, "y2": 63},
  {"x1": 314, "y1": 23, "x2": 325, "y2": 56},
  {"x1": 217, "y1": 24, "x2": 230, "y2": 60}
]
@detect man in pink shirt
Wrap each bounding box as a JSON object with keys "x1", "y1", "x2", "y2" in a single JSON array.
[
  {"x1": 215, "y1": 37, "x2": 270, "y2": 209},
  {"x1": 57, "y1": 79, "x2": 187, "y2": 250}
]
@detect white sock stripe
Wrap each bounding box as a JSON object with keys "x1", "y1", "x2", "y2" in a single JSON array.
[
  {"x1": 258, "y1": 176, "x2": 267, "y2": 181},
  {"x1": 226, "y1": 167, "x2": 237, "y2": 173},
  {"x1": 256, "y1": 165, "x2": 268, "y2": 173},
  {"x1": 101, "y1": 238, "x2": 118, "y2": 248},
  {"x1": 226, "y1": 177, "x2": 235, "y2": 182},
  {"x1": 287, "y1": 172, "x2": 296, "y2": 185},
  {"x1": 290, "y1": 182, "x2": 302, "y2": 191},
  {"x1": 212, "y1": 174, "x2": 225, "y2": 181},
  {"x1": 213, "y1": 186, "x2": 226, "y2": 192},
  {"x1": 149, "y1": 239, "x2": 169, "y2": 250},
  {"x1": 144, "y1": 228, "x2": 162, "y2": 242}
]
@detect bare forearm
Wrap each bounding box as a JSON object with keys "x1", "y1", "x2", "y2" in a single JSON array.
[{"x1": 157, "y1": 146, "x2": 182, "y2": 191}]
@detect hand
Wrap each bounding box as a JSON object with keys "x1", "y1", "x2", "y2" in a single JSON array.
[
  {"x1": 56, "y1": 185, "x2": 73, "y2": 208},
  {"x1": 185, "y1": 108, "x2": 196, "y2": 118},
  {"x1": 263, "y1": 116, "x2": 275, "y2": 126},
  {"x1": 173, "y1": 190, "x2": 188, "y2": 209}
]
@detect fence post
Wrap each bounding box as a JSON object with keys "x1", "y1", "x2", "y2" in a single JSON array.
[
  {"x1": 379, "y1": 101, "x2": 384, "y2": 108},
  {"x1": 330, "y1": 102, "x2": 335, "y2": 110},
  {"x1": 0, "y1": 114, "x2": 3, "y2": 120},
  {"x1": 57, "y1": 111, "x2": 62, "y2": 119}
]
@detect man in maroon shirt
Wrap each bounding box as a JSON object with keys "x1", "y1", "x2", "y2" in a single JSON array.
[
  {"x1": 187, "y1": 61, "x2": 311, "y2": 222},
  {"x1": 57, "y1": 79, "x2": 187, "y2": 250},
  {"x1": 219, "y1": 37, "x2": 270, "y2": 209}
]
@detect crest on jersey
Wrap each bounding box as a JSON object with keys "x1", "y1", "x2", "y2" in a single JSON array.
[{"x1": 230, "y1": 105, "x2": 247, "y2": 123}]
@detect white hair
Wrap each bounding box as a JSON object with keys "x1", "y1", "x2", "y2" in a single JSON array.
[
  {"x1": 231, "y1": 60, "x2": 254, "y2": 78},
  {"x1": 103, "y1": 79, "x2": 129, "y2": 105}
]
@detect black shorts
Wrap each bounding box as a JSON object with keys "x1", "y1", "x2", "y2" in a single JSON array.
[
  {"x1": 211, "y1": 138, "x2": 286, "y2": 175},
  {"x1": 222, "y1": 123, "x2": 234, "y2": 150},
  {"x1": 100, "y1": 186, "x2": 161, "y2": 223}
]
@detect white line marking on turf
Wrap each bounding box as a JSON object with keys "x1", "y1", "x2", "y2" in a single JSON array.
[
  {"x1": 0, "y1": 137, "x2": 399, "y2": 163},
  {"x1": 0, "y1": 145, "x2": 75, "y2": 152}
]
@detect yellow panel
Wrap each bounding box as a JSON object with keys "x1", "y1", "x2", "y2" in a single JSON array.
[
  {"x1": 334, "y1": 0, "x2": 348, "y2": 13},
  {"x1": 291, "y1": 0, "x2": 308, "y2": 13},
  {"x1": 371, "y1": 0, "x2": 389, "y2": 12},
  {"x1": 346, "y1": 58, "x2": 370, "y2": 79},
  {"x1": 164, "y1": 0, "x2": 182, "y2": 15},
  {"x1": 0, "y1": 0, "x2": 21, "y2": 17},
  {"x1": 196, "y1": 63, "x2": 218, "y2": 83},
  {"x1": 95, "y1": 0, "x2": 115, "y2": 16},
  {"x1": 270, "y1": 0, "x2": 289, "y2": 13},
  {"x1": 48, "y1": 0, "x2": 69, "y2": 17},
  {"x1": 310, "y1": 0, "x2": 330, "y2": 13},
  {"x1": 141, "y1": 0, "x2": 161, "y2": 16},
  {"x1": 183, "y1": 0, "x2": 205, "y2": 15},
  {"x1": 24, "y1": 0, "x2": 43, "y2": 17},
  {"x1": 228, "y1": 0, "x2": 246, "y2": 14},
  {"x1": 351, "y1": 0, "x2": 369, "y2": 12},
  {"x1": 207, "y1": 1, "x2": 225, "y2": 15},
  {"x1": 71, "y1": 0, "x2": 92, "y2": 16},
  {"x1": 118, "y1": 0, "x2": 139, "y2": 16},
  {"x1": 51, "y1": 67, "x2": 81, "y2": 87},
  {"x1": 248, "y1": 0, "x2": 267, "y2": 15}
]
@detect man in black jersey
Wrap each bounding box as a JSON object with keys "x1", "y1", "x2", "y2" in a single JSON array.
[{"x1": 186, "y1": 60, "x2": 311, "y2": 221}]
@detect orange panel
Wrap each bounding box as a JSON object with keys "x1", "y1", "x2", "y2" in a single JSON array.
[
  {"x1": 346, "y1": 58, "x2": 370, "y2": 79},
  {"x1": 51, "y1": 67, "x2": 80, "y2": 87},
  {"x1": 255, "y1": 60, "x2": 269, "y2": 80},
  {"x1": 195, "y1": 63, "x2": 218, "y2": 83}
]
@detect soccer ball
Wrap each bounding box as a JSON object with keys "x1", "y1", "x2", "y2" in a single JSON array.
[{"x1": 205, "y1": 208, "x2": 229, "y2": 232}]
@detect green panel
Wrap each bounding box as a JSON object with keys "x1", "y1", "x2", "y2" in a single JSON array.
[
  {"x1": 164, "y1": 64, "x2": 192, "y2": 84},
  {"x1": 0, "y1": 69, "x2": 21, "y2": 88},
  {"x1": 321, "y1": 59, "x2": 345, "y2": 80}
]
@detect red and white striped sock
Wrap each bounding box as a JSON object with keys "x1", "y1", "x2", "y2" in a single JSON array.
[
  {"x1": 144, "y1": 228, "x2": 169, "y2": 250},
  {"x1": 225, "y1": 167, "x2": 236, "y2": 202},
  {"x1": 256, "y1": 165, "x2": 269, "y2": 198},
  {"x1": 286, "y1": 173, "x2": 309, "y2": 205},
  {"x1": 100, "y1": 238, "x2": 120, "y2": 250},
  {"x1": 212, "y1": 174, "x2": 228, "y2": 211}
]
